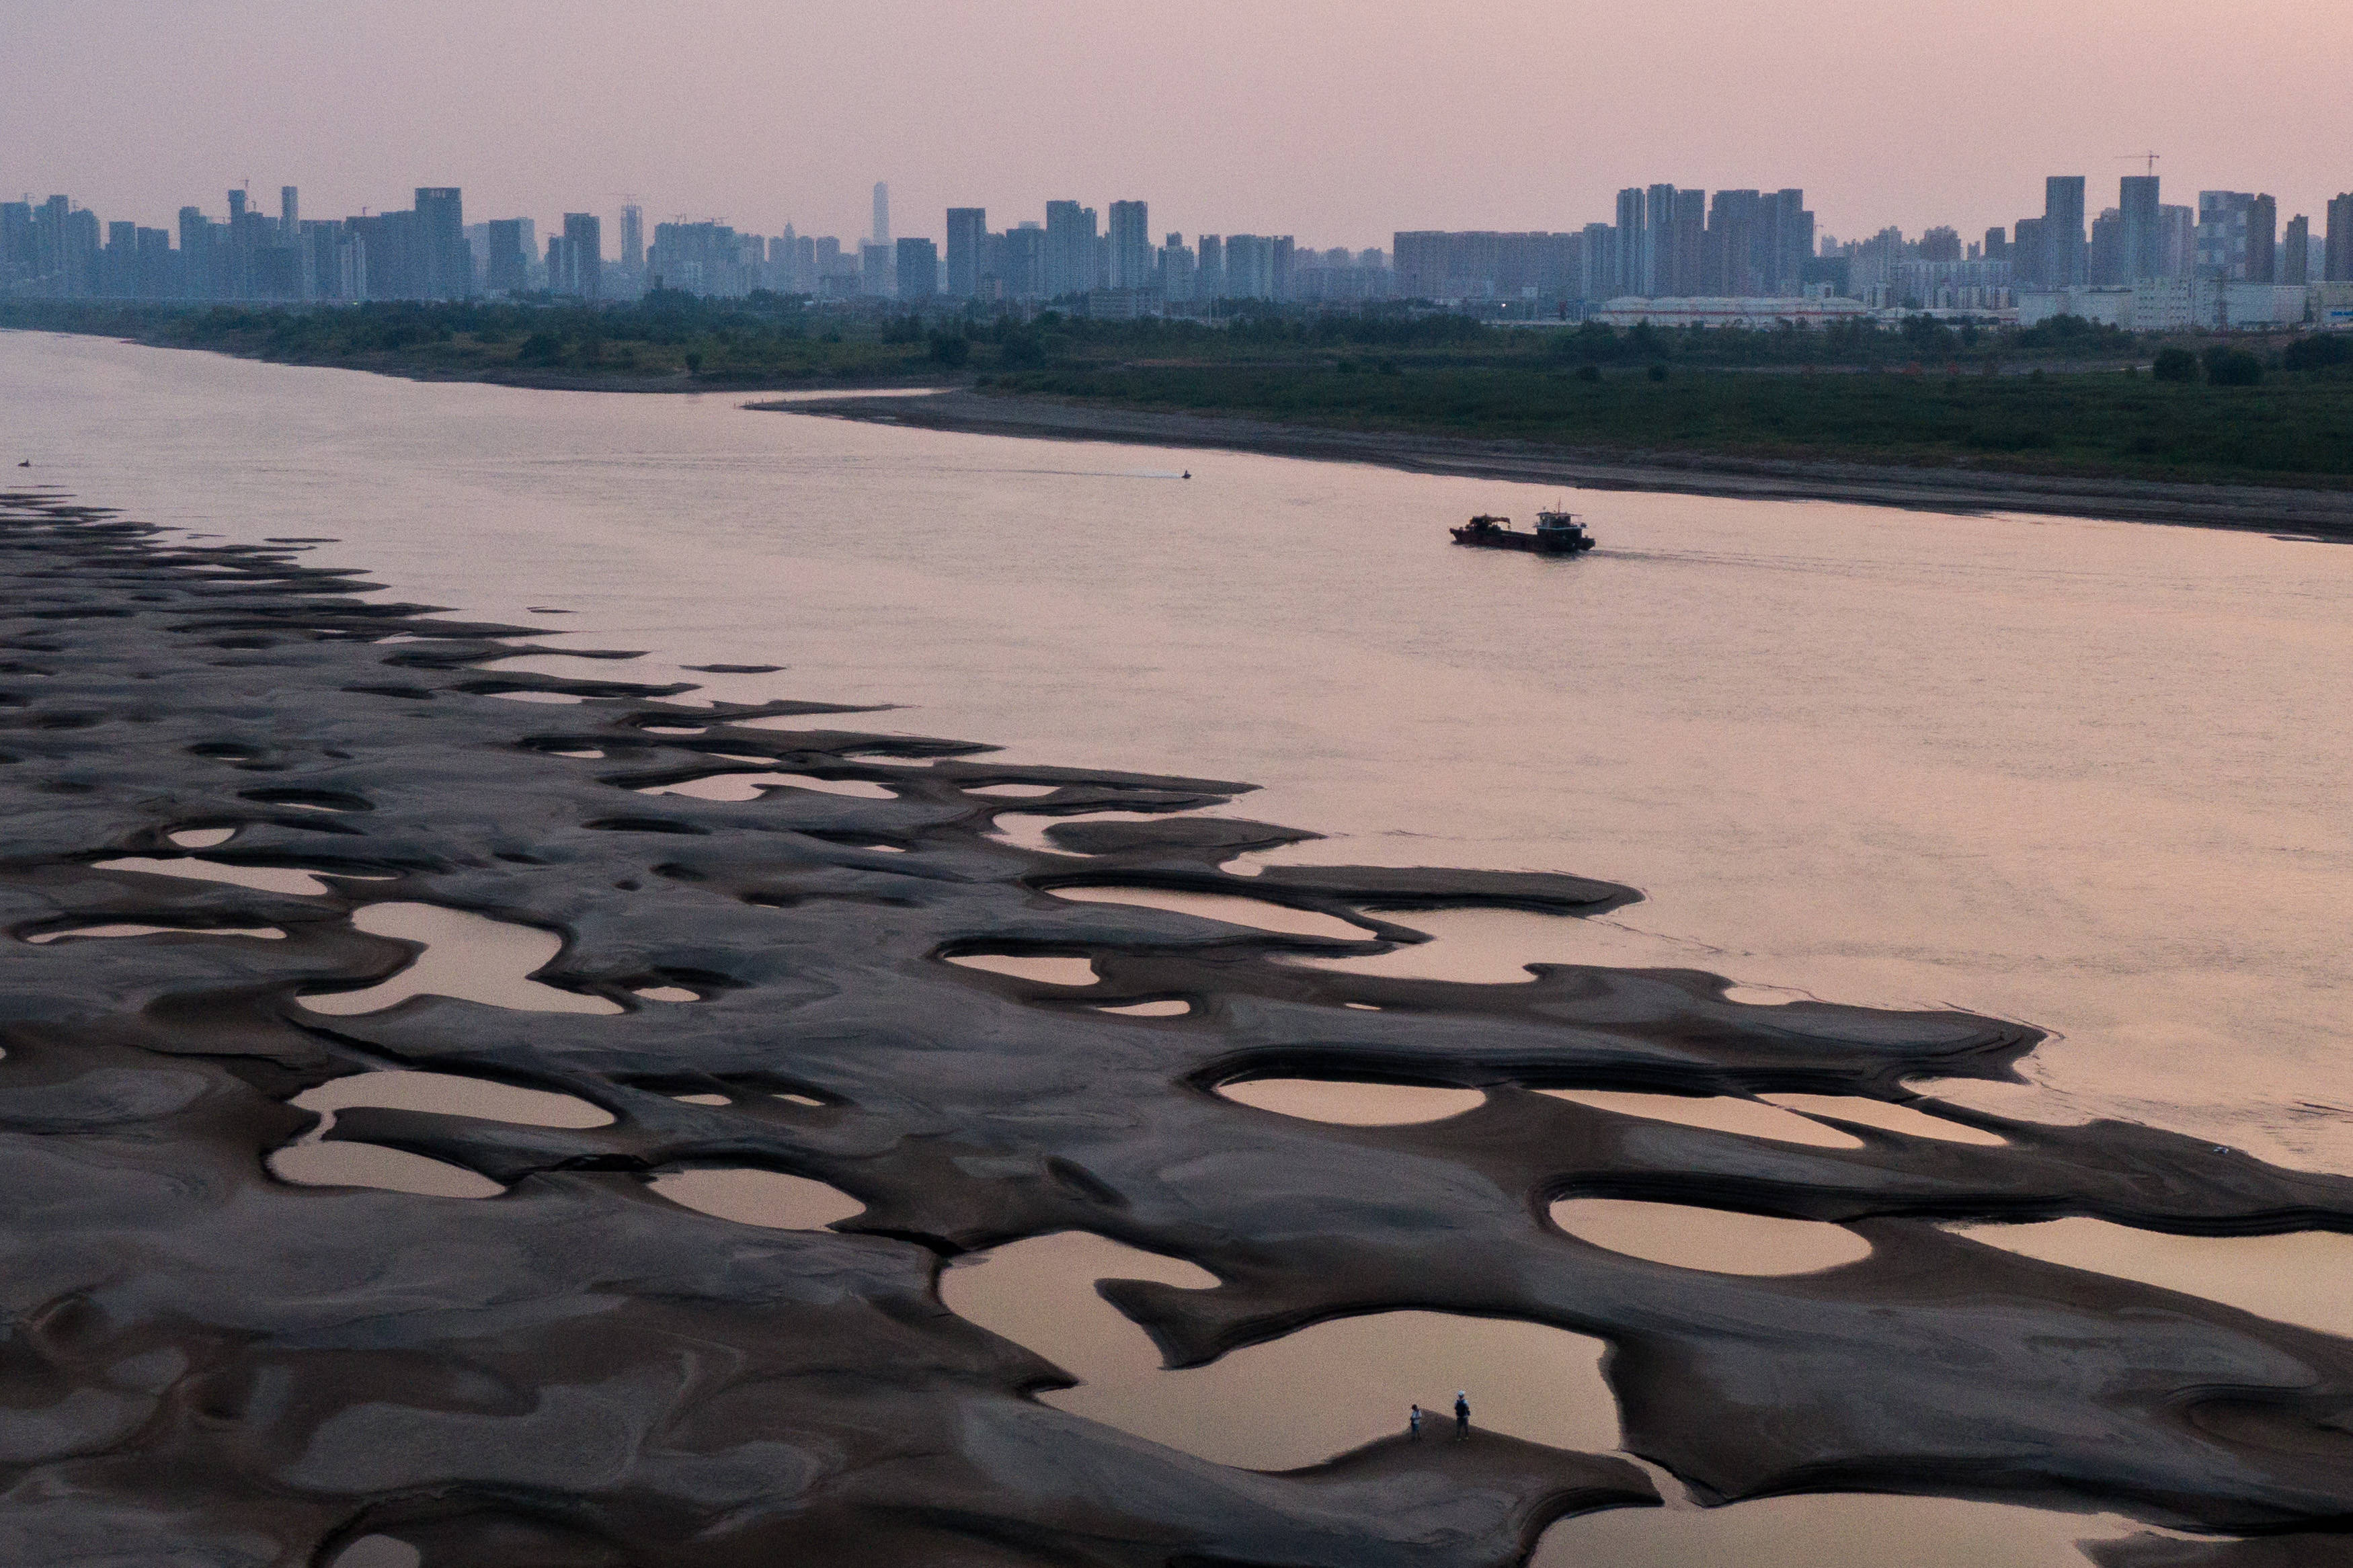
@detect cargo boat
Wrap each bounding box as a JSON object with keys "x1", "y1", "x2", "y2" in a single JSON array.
[{"x1": 1450, "y1": 509, "x2": 1595, "y2": 554}]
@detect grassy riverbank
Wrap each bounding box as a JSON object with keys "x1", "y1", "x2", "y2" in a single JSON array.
[
  {"x1": 983, "y1": 358, "x2": 2353, "y2": 489},
  {"x1": 13, "y1": 294, "x2": 2353, "y2": 487},
  {"x1": 0, "y1": 294, "x2": 947, "y2": 387}
]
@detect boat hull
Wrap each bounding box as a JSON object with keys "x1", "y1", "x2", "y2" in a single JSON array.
[{"x1": 1450, "y1": 528, "x2": 1593, "y2": 555}]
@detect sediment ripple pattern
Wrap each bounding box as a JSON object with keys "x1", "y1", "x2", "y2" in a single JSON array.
[{"x1": 0, "y1": 491, "x2": 2346, "y2": 1568}]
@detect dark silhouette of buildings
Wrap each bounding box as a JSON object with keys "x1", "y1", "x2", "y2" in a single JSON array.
[
  {"x1": 945, "y1": 208, "x2": 985, "y2": 297},
  {"x1": 894, "y1": 236, "x2": 938, "y2": 300},
  {"x1": 2327, "y1": 193, "x2": 2353, "y2": 282}
]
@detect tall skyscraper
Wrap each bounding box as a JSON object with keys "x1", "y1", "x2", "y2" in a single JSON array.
[
  {"x1": 1613, "y1": 188, "x2": 1644, "y2": 295},
  {"x1": 945, "y1": 207, "x2": 986, "y2": 297},
  {"x1": 2327, "y1": 193, "x2": 2353, "y2": 282},
  {"x1": 0, "y1": 202, "x2": 32, "y2": 289},
  {"x1": 1157, "y1": 231, "x2": 1195, "y2": 301},
  {"x1": 2118, "y1": 174, "x2": 2161, "y2": 282},
  {"x1": 1668, "y1": 189, "x2": 1704, "y2": 295},
  {"x1": 280, "y1": 186, "x2": 298, "y2": 235},
  {"x1": 1195, "y1": 233, "x2": 1224, "y2": 300},
  {"x1": 894, "y1": 237, "x2": 938, "y2": 300},
  {"x1": 2197, "y1": 192, "x2": 2254, "y2": 278},
  {"x1": 1579, "y1": 222, "x2": 1616, "y2": 301},
  {"x1": 1703, "y1": 190, "x2": 1757, "y2": 295},
  {"x1": 620, "y1": 204, "x2": 644, "y2": 274},
  {"x1": 413, "y1": 188, "x2": 467, "y2": 298},
  {"x1": 1002, "y1": 223, "x2": 1046, "y2": 299},
  {"x1": 560, "y1": 212, "x2": 602, "y2": 298},
  {"x1": 871, "y1": 183, "x2": 890, "y2": 247},
  {"x1": 2283, "y1": 214, "x2": 2311, "y2": 284},
  {"x1": 2044, "y1": 175, "x2": 2087, "y2": 287},
  {"x1": 2246, "y1": 194, "x2": 2278, "y2": 282},
  {"x1": 485, "y1": 220, "x2": 530, "y2": 294},
  {"x1": 1759, "y1": 190, "x2": 1810, "y2": 293},
  {"x1": 1642, "y1": 183, "x2": 1681, "y2": 296},
  {"x1": 2088, "y1": 208, "x2": 2125, "y2": 285},
  {"x1": 1043, "y1": 200, "x2": 1096, "y2": 298},
  {"x1": 2161, "y1": 206, "x2": 2196, "y2": 278},
  {"x1": 1107, "y1": 200, "x2": 1151, "y2": 290}
]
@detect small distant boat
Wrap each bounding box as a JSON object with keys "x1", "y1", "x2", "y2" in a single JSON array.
[{"x1": 1449, "y1": 509, "x2": 1594, "y2": 555}]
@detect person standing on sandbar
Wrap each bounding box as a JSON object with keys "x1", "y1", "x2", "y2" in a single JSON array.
[
  {"x1": 1408, "y1": 1404, "x2": 1423, "y2": 1440},
  {"x1": 1454, "y1": 1391, "x2": 1470, "y2": 1439}
]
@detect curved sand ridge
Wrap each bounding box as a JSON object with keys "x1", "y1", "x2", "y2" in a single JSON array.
[{"x1": 0, "y1": 489, "x2": 2347, "y2": 1567}]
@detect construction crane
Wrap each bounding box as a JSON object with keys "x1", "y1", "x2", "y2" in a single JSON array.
[{"x1": 2116, "y1": 152, "x2": 2161, "y2": 176}]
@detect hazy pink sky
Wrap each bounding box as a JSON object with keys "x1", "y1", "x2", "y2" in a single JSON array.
[{"x1": 8, "y1": 1, "x2": 2351, "y2": 249}]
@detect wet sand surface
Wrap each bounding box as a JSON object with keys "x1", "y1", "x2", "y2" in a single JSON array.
[
  {"x1": 7, "y1": 335, "x2": 2353, "y2": 1567},
  {"x1": 1, "y1": 489, "x2": 2349, "y2": 1568}
]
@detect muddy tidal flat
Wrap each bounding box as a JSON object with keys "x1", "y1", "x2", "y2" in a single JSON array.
[{"x1": 1, "y1": 487, "x2": 2351, "y2": 1567}]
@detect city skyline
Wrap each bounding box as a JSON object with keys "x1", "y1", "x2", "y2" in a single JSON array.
[
  {"x1": 6, "y1": 1, "x2": 2353, "y2": 251},
  {"x1": 13, "y1": 163, "x2": 2346, "y2": 336}
]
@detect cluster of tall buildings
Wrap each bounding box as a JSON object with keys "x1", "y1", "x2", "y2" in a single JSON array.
[
  {"x1": 1990, "y1": 173, "x2": 2316, "y2": 289},
  {"x1": 0, "y1": 173, "x2": 1393, "y2": 313},
  {"x1": 932, "y1": 199, "x2": 1384, "y2": 308},
  {"x1": 664, "y1": 188, "x2": 1387, "y2": 309},
  {"x1": 0, "y1": 183, "x2": 644, "y2": 305},
  {"x1": 7, "y1": 169, "x2": 2353, "y2": 330},
  {"x1": 1973, "y1": 175, "x2": 2353, "y2": 329}
]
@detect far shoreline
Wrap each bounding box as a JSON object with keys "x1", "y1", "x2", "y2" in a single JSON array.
[{"x1": 751, "y1": 388, "x2": 2353, "y2": 540}]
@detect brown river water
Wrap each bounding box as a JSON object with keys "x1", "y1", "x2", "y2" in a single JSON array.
[{"x1": 5, "y1": 330, "x2": 2347, "y2": 1565}]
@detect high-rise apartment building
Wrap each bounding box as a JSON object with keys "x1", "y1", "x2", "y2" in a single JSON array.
[
  {"x1": 1579, "y1": 223, "x2": 1616, "y2": 300},
  {"x1": 2283, "y1": 214, "x2": 2311, "y2": 284},
  {"x1": 1195, "y1": 234, "x2": 1224, "y2": 300},
  {"x1": 2010, "y1": 216, "x2": 2044, "y2": 286},
  {"x1": 2161, "y1": 206, "x2": 2196, "y2": 278},
  {"x1": 620, "y1": 204, "x2": 644, "y2": 275},
  {"x1": 1642, "y1": 183, "x2": 1675, "y2": 295},
  {"x1": 1220, "y1": 235, "x2": 1293, "y2": 300},
  {"x1": 1107, "y1": 200, "x2": 1152, "y2": 291},
  {"x1": 1760, "y1": 189, "x2": 1812, "y2": 292},
  {"x1": 871, "y1": 183, "x2": 890, "y2": 248},
  {"x1": 485, "y1": 219, "x2": 530, "y2": 294},
  {"x1": 894, "y1": 237, "x2": 937, "y2": 300},
  {"x1": 1000, "y1": 223, "x2": 1046, "y2": 299},
  {"x1": 0, "y1": 202, "x2": 32, "y2": 288},
  {"x1": 1613, "y1": 188, "x2": 1644, "y2": 295},
  {"x1": 2088, "y1": 209, "x2": 2125, "y2": 285},
  {"x1": 1043, "y1": 200, "x2": 1096, "y2": 298},
  {"x1": 1392, "y1": 232, "x2": 1576, "y2": 301},
  {"x1": 414, "y1": 188, "x2": 467, "y2": 298},
  {"x1": 647, "y1": 221, "x2": 758, "y2": 296},
  {"x1": 945, "y1": 207, "x2": 986, "y2": 296},
  {"x1": 2118, "y1": 174, "x2": 2161, "y2": 282},
  {"x1": 2044, "y1": 176, "x2": 2087, "y2": 287},
  {"x1": 2247, "y1": 194, "x2": 2277, "y2": 282},
  {"x1": 560, "y1": 212, "x2": 602, "y2": 298},
  {"x1": 1669, "y1": 190, "x2": 1704, "y2": 295},
  {"x1": 2198, "y1": 192, "x2": 2276, "y2": 280},
  {"x1": 2327, "y1": 193, "x2": 2353, "y2": 282},
  {"x1": 1702, "y1": 190, "x2": 1755, "y2": 294}
]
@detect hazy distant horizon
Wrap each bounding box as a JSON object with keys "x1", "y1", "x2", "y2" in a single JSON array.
[{"x1": 8, "y1": 0, "x2": 2351, "y2": 251}]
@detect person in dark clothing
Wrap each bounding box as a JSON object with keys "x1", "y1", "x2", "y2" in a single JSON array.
[
  {"x1": 1408, "y1": 1404, "x2": 1423, "y2": 1440},
  {"x1": 1453, "y1": 1391, "x2": 1470, "y2": 1438}
]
